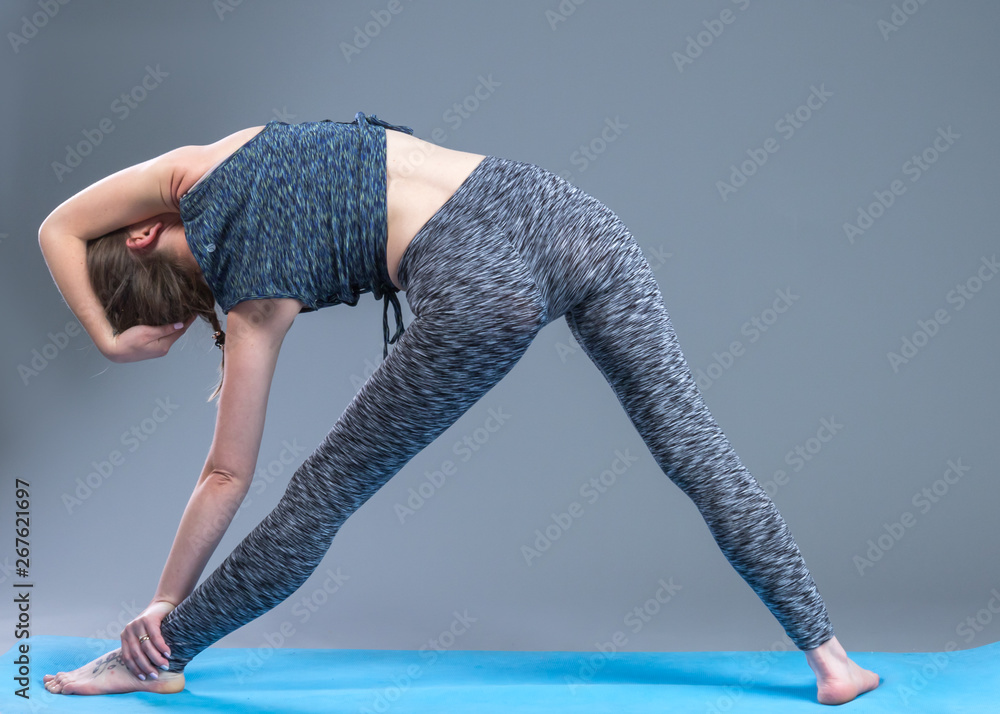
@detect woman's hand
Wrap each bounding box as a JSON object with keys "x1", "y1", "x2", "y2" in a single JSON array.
[
  {"x1": 105, "y1": 316, "x2": 196, "y2": 363},
  {"x1": 120, "y1": 599, "x2": 177, "y2": 680}
]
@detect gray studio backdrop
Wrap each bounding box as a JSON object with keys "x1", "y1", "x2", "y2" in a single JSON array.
[{"x1": 2, "y1": 0, "x2": 998, "y2": 668}]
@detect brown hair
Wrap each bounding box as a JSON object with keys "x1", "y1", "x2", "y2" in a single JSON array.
[{"x1": 86, "y1": 227, "x2": 226, "y2": 401}]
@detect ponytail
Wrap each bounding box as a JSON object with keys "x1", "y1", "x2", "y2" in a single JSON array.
[{"x1": 208, "y1": 312, "x2": 226, "y2": 402}]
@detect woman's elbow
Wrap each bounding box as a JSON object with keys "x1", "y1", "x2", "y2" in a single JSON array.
[{"x1": 203, "y1": 467, "x2": 251, "y2": 490}]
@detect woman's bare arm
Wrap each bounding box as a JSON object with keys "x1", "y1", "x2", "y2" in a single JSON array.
[
  {"x1": 152, "y1": 298, "x2": 301, "y2": 604},
  {"x1": 118, "y1": 297, "x2": 302, "y2": 679},
  {"x1": 36, "y1": 146, "x2": 198, "y2": 359}
]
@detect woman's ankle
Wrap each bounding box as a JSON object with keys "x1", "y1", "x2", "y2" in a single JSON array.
[{"x1": 804, "y1": 635, "x2": 847, "y2": 673}]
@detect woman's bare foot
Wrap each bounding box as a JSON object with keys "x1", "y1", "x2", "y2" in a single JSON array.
[
  {"x1": 804, "y1": 635, "x2": 880, "y2": 705},
  {"x1": 43, "y1": 648, "x2": 184, "y2": 695}
]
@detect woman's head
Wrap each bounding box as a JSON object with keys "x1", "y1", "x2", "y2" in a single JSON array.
[{"x1": 86, "y1": 217, "x2": 226, "y2": 400}]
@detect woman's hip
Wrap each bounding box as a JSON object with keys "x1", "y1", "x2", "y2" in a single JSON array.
[{"x1": 397, "y1": 155, "x2": 647, "y2": 321}]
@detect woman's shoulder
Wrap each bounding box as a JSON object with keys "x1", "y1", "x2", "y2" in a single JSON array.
[{"x1": 174, "y1": 125, "x2": 268, "y2": 205}]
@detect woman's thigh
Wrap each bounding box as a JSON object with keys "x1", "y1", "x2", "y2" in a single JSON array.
[{"x1": 301, "y1": 213, "x2": 550, "y2": 521}]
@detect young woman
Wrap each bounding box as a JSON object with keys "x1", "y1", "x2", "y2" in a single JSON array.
[{"x1": 38, "y1": 113, "x2": 879, "y2": 705}]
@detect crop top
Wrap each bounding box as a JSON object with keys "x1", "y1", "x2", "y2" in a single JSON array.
[{"x1": 178, "y1": 112, "x2": 414, "y2": 359}]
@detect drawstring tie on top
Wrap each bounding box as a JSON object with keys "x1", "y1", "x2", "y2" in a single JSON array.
[{"x1": 351, "y1": 111, "x2": 413, "y2": 360}]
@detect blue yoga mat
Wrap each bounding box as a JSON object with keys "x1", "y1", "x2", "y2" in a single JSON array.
[{"x1": 3, "y1": 635, "x2": 996, "y2": 712}]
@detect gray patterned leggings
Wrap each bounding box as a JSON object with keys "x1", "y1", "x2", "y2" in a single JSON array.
[{"x1": 159, "y1": 155, "x2": 834, "y2": 671}]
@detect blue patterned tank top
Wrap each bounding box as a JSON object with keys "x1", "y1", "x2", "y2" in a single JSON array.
[{"x1": 179, "y1": 112, "x2": 414, "y2": 358}]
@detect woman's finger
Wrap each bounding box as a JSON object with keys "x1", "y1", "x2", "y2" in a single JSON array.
[
  {"x1": 165, "y1": 314, "x2": 196, "y2": 335},
  {"x1": 138, "y1": 619, "x2": 171, "y2": 670},
  {"x1": 138, "y1": 636, "x2": 169, "y2": 673},
  {"x1": 122, "y1": 624, "x2": 159, "y2": 679},
  {"x1": 156, "y1": 319, "x2": 188, "y2": 340},
  {"x1": 148, "y1": 621, "x2": 172, "y2": 664},
  {"x1": 154, "y1": 327, "x2": 185, "y2": 351},
  {"x1": 119, "y1": 628, "x2": 146, "y2": 680},
  {"x1": 129, "y1": 627, "x2": 159, "y2": 679},
  {"x1": 143, "y1": 320, "x2": 190, "y2": 356}
]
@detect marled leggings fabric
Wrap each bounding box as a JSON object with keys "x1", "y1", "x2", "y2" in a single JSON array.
[{"x1": 159, "y1": 155, "x2": 834, "y2": 670}]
